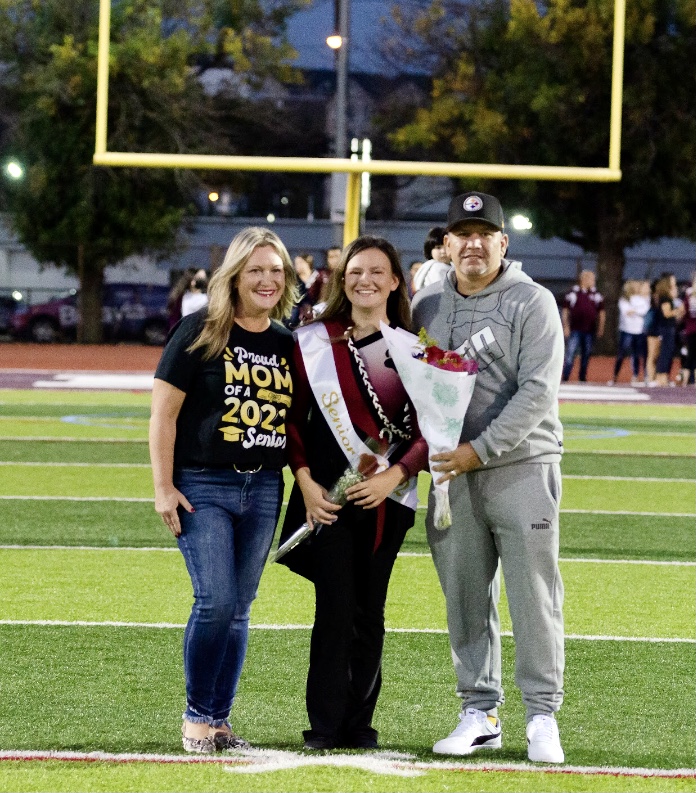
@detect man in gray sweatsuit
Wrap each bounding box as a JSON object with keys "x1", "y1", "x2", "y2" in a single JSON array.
[{"x1": 411, "y1": 191, "x2": 566, "y2": 764}]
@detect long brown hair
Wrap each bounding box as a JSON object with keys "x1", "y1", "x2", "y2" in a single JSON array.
[
  {"x1": 317, "y1": 236, "x2": 411, "y2": 330},
  {"x1": 654, "y1": 274, "x2": 675, "y2": 303},
  {"x1": 188, "y1": 227, "x2": 298, "y2": 360}
]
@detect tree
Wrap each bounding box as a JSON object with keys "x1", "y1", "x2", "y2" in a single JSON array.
[
  {"x1": 0, "y1": 0, "x2": 307, "y2": 342},
  {"x1": 383, "y1": 0, "x2": 696, "y2": 348}
]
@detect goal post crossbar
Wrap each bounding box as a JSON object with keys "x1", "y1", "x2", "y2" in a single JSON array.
[{"x1": 93, "y1": 0, "x2": 626, "y2": 244}]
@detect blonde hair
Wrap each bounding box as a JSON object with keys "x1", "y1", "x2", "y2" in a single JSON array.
[
  {"x1": 621, "y1": 279, "x2": 638, "y2": 300},
  {"x1": 188, "y1": 227, "x2": 298, "y2": 360}
]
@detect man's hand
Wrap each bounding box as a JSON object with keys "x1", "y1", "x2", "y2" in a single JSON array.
[{"x1": 431, "y1": 443, "x2": 482, "y2": 484}]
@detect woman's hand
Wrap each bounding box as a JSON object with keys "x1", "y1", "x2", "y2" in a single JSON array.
[
  {"x1": 345, "y1": 465, "x2": 406, "y2": 509},
  {"x1": 295, "y1": 468, "x2": 341, "y2": 529},
  {"x1": 154, "y1": 485, "x2": 194, "y2": 538}
]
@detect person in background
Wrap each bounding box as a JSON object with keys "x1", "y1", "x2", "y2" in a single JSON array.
[
  {"x1": 149, "y1": 227, "x2": 297, "y2": 754},
  {"x1": 678, "y1": 275, "x2": 696, "y2": 386},
  {"x1": 411, "y1": 227, "x2": 451, "y2": 292},
  {"x1": 317, "y1": 246, "x2": 343, "y2": 308},
  {"x1": 279, "y1": 236, "x2": 427, "y2": 751},
  {"x1": 181, "y1": 269, "x2": 209, "y2": 317},
  {"x1": 290, "y1": 252, "x2": 325, "y2": 328},
  {"x1": 409, "y1": 260, "x2": 424, "y2": 296},
  {"x1": 644, "y1": 279, "x2": 662, "y2": 385},
  {"x1": 652, "y1": 274, "x2": 685, "y2": 386},
  {"x1": 608, "y1": 280, "x2": 649, "y2": 385},
  {"x1": 561, "y1": 270, "x2": 605, "y2": 382},
  {"x1": 412, "y1": 191, "x2": 566, "y2": 765},
  {"x1": 167, "y1": 268, "x2": 197, "y2": 330}
]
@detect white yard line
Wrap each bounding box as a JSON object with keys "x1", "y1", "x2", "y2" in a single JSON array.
[
  {"x1": 0, "y1": 619, "x2": 693, "y2": 644},
  {"x1": 2, "y1": 545, "x2": 695, "y2": 569},
  {"x1": 563, "y1": 474, "x2": 694, "y2": 483},
  {"x1": 563, "y1": 449, "x2": 695, "y2": 457},
  {"x1": 0, "y1": 544, "x2": 179, "y2": 551},
  {"x1": 0, "y1": 495, "x2": 152, "y2": 501},
  {"x1": 397, "y1": 552, "x2": 696, "y2": 566},
  {"x1": 559, "y1": 508, "x2": 695, "y2": 517},
  {"x1": 0, "y1": 462, "x2": 692, "y2": 483},
  {"x1": 0, "y1": 461, "x2": 150, "y2": 468},
  {"x1": 0, "y1": 436, "x2": 147, "y2": 442},
  {"x1": 3, "y1": 495, "x2": 693, "y2": 517},
  {"x1": 4, "y1": 545, "x2": 694, "y2": 568}
]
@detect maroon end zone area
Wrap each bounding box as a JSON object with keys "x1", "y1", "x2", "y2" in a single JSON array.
[
  {"x1": 0, "y1": 343, "x2": 162, "y2": 372},
  {"x1": 0, "y1": 342, "x2": 692, "y2": 403},
  {"x1": 0, "y1": 341, "x2": 678, "y2": 379}
]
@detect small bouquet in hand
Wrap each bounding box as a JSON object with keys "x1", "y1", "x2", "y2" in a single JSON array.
[
  {"x1": 270, "y1": 443, "x2": 383, "y2": 563},
  {"x1": 380, "y1": 323, "x2": 477, "y2": 529}
]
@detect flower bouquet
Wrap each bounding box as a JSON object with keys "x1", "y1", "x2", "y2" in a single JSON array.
[
  {"x1": 270, "y1": 443, "x2": 384, "y2": 563},
  {"x1": 380, "y1": 322, "x2": 477, "y2": 529}
]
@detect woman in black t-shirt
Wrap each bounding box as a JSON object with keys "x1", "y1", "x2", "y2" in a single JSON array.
[
  {"x1": 150, "y1": 227, "x2": 297, "y2": 754},
  {"x1": 653, "y1": 274, "x2": 685, "y2": 386}
]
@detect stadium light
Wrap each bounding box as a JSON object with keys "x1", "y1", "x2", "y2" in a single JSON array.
[
  {"x1": 4, "y1": 160, "x2": 24, "y2": 180},
  {"x1": 511, "y1": 214, "x2": 533, "y2": 231},
  {"x1": 326, "y1": 34, "x2": 342, "y2": 49}
]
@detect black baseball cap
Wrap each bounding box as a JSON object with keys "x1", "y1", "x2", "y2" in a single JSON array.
[{"x1": 446, "y1": 192, "x2": 505, "y2": 232}]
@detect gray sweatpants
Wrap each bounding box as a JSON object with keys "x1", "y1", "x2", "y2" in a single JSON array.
[{"x1": 427, "y1": 461, "x2": 564, "y2": 721}]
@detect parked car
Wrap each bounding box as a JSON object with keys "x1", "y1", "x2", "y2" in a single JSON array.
[
  {"x1": 10, "y1": 283, "x2": 171, "y2": 344},
  {"x1": 0, "y1": 293, "x2": 24, "y2": 335}
]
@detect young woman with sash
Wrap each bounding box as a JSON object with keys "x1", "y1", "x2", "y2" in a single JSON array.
[
  {"x1": 278, "y1": 236, "x2": 428, "y2": 750},
  {"x1": 150, "y1": 227, "x2": 297, "y2": 753}
]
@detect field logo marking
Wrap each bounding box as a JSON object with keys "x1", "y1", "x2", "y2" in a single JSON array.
[{"x1": 224, "y1": 749, "x2": 422, "y2": 777}]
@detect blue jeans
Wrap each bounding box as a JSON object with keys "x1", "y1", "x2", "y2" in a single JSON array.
[
  {"x1": 562, "y1": 331, "x2": 595, "y2": 381},
  {"x1": 613, "y1": 331, "x2": 646, "y2": 379},
  {"x1": 656, "y1": 325, "x2": 677, "y2": 374},
  {"x1": 174, "y1": 467, "x2": 282, "y2": 725}
]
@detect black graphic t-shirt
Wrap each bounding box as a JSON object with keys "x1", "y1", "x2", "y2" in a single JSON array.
[{"x1": 155, "y1": 313, "x2": 294, "y2": 470}]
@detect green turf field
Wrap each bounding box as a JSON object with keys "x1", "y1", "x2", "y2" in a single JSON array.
[{"x1": 0, "y1": 389, "x2": 694, "y2": 792}]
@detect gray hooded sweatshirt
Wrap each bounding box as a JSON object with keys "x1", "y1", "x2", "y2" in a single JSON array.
[{"x1": 411, "y1": 259, "x2": 564, "y2": 468}]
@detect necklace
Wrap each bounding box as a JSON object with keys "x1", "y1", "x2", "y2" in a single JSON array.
[{"x1": 346, "y1": 333, "x2": 411, "y2": 443}]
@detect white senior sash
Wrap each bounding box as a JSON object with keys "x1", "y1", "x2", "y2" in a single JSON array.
[{"x1": 296, "y1": 322, "x2": 417, "y2": 510}]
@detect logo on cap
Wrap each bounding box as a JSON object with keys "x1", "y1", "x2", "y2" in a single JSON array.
[{"x1": 463, "y1": 196, "x2": 483, "y2": 212}]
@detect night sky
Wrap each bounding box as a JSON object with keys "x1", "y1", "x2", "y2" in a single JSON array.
[{"x1": 286, "y1": 0, "x2": 402, "y2": 73}]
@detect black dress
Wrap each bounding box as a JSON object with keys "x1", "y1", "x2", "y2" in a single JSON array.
[{"x1": 278, "y1": 318, "x2": 427, "y2": 748}]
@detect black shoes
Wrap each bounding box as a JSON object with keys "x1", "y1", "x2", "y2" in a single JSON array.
[
  {"x1": 302, "y1": 728, "x2": 379, "y2": 751},
  {"x1": 303, "y1": 734, "x2": 337, "y2": 750}
]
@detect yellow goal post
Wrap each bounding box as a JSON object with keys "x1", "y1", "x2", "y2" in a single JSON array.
[{"x1": 93, "y1": 0, "x2": 625, "y2": 246}]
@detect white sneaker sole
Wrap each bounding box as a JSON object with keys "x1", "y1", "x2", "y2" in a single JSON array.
[
  {"x1": 433, "y1": 734, "x2": 502, "y2": 755},
  {"x1": 527, "y1": 743, "x2": 565, "y2": 763}
]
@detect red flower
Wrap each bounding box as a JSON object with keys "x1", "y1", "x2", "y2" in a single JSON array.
[
  {"x1": 424, "y1": 345, "x2": 447, "y2": 364},
  {"x1": 415, "y1": 328, "x2": 479, "y2": 373}
]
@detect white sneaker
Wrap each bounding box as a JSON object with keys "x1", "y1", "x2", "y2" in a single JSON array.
[
  {"x1": 433, "y1": 708, "x2": 502, "y2": 755},
  {"x1": 526, "y1": 714, "x2": 565, "y2": 763}
]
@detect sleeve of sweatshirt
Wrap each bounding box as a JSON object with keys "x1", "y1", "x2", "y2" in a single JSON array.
[{"x1": 469, "y1": 287, "x2": 564, "y2": 464}]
